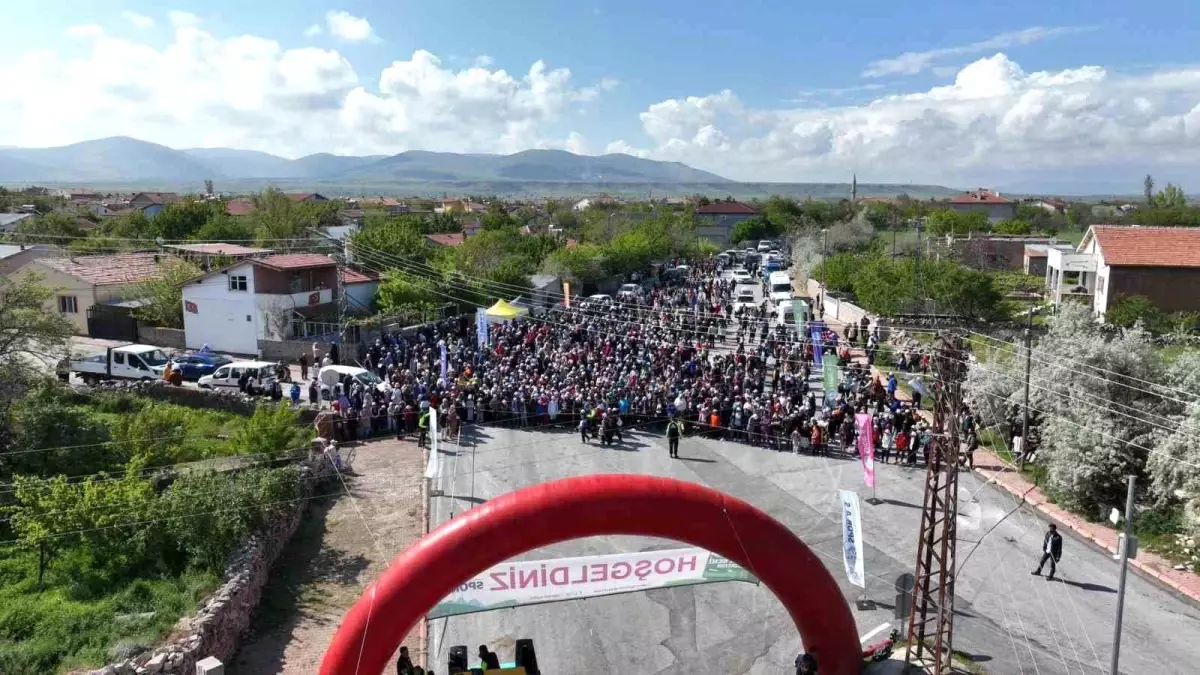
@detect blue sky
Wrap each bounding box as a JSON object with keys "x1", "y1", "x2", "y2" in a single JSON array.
[{"x1": 3, "y1": 1, "x2": 1200, "y2": 187}]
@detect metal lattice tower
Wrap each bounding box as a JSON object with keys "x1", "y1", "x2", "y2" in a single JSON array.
[{"x1": 906, "y1": 333, "x2": 967, "y2": 673}]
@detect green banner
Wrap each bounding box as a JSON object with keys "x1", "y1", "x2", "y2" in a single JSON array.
[{"x1": 823, "y1": 353, "x2": 840, "y2": 394}]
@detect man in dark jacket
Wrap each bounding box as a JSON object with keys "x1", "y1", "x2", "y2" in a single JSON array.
[
  {"x1": 1031, "y1": 523, "x2": 1063, "y2": 580},
  {"x1": 478, "y1": 645, "x2": 500, "y2": 671}
]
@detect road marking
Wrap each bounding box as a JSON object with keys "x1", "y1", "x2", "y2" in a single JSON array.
[{"x1": 860, "y1": 622, "x2": 891, "y2": 644}]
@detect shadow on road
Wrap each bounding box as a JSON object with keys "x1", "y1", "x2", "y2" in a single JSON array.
[
  {"x1": 1055, "y1": 578, "x2": 1117, "y2": 593},
  {"x1": 678, "y1": 456, "x2": 718, "y2": 464}
]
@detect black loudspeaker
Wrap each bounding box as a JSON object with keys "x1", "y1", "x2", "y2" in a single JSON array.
[
  {"x1": 514, "y1": 638, "x2": 539, "y2": 674},
  {"x1": 448, "y1": 644, "x2": 468, "y2": 674}
]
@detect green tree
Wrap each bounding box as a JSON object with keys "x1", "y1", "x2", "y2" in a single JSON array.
[
  {"x1": 993, "y1": 218, "x2": 1032, "y2": 235},
  {"x1": 349, "y1": 214, "x2": 429, "y2": 261},
  {"x1": 3, "y1": 384, "x2": 113, "y2": 480},
  {"x1": 863, "y1": 201, "x2": 897, "y2": 230},
  {"x1": 1153, "y1": 182, "x2": 1186, "y2": 208},
  {"x1": 541, "y1": 244, "x2": 607, "y2": 286},
  {"x1": 376, "y1": 272, "x2": 443, "y2": 318},
  {"x1": 730, "y1": 216, "x2": 780, "y2": 244},
  {"x1": 481, "y1": 202, "x2": 518, "y2": 231},
  {"x1": 191, "y1": 213, "x2": 255, "y2": 242},
  {"x1": 764, "y1": 196, "x2": 803, "y2": 231},
  {"x1": 1105, "y1": 295, "x2": 1169, "y2": 333},
  {"x1": 150, "y1": 198, "x2": 222, "y2": 241},
  {"x1": 6, "y1": 469, "x2": 155, "y2": 586},
  {"x1": 15, "y1": 212, "x2": 85, "y2": 245},
  {"x1": 227, "y1": 404, "x2": 313, "y2": 458},
  {"x1": 820, "y1": 252, "x2": 858, "y2": 293},
  {"x1": 129, "y1": 259, "x2": 202, "y2": 329},
  {"x1": 924, "y1": 209, "x2": 959, "y2": 236}
]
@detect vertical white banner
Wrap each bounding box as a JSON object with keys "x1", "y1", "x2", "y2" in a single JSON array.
[
  {"x1": 838, "y1": 489, "x2": 866, "y2": 588},
  {"x1": 425, "y1": 409, "x2": 440, "y2": 479},
  {"x1": 476, "y1": 308, "x2": 489, "y2": 348}
]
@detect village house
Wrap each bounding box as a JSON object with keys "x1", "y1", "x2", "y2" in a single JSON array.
[
  {"x1": 162, "y1": 243, "x2": 272, "y2": 270},
  {"x1": 128, "y1": 192, "x2": 181, "y2": 217},
  {"x1": 0, "y1": 244, "x2": 56, "y2": 277},
  {"x1": 180, "y1": 253, "x2": 350, "y2": 354},
  {"x1": 10, "y1": 252, "x2": 168, "y2": 335},
  {"x1": 436, "y1": 199, "x2": 486, "y2": 215},
  {"x1": 1045, "y1": 225, "x2": 1200, "y2": 319},
  {"x1": 948, "y1": 189, "x2": 1017, "y2": 223},
  {"x1": 695, "y1": 202, "x2": 759, "y2": 246}
]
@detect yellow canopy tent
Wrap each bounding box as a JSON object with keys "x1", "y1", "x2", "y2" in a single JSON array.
[{"x1": 485, "y1": 299, "x2": 528, "y2": 320}]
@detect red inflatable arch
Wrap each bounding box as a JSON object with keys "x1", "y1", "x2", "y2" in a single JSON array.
[{"x1": 321, "y1": 474, "x2": 860, "y2": 675}]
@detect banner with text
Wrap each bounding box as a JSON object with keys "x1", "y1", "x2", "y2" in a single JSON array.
[
  {"x1": 822, "y1": 353, "x2": 840, "y2": 396},
  {"x1": 424, "y1": 411, "x2": 440, "y2": 479},
  {"x1": 428, "y1": 548, "x2": 757, "y2": 619},
  {"x1": 476, "y1": 308, "x2": 489, "y2": 348},
  {"x1": 838, "y1": 489, "x2": 866, "y2": 588},
  {"x1": 855, "y1": 413, "x2": 876, "y2": 489}
]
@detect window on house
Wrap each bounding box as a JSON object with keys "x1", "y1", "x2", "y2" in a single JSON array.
[
  {"x1": 229, "y1": 275, "x2": 248, "y2": 292},
  {"x1": 57, "y1": 295, "x2": 78, "y2": 314}
]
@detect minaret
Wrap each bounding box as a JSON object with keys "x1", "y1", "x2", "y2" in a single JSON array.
[{"x1": 851, "y1": 172, "x2": 858, "y2": 204}]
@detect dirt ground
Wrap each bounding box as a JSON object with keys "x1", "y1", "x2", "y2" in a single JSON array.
[{"x1": 228, "y1": 437, "x2": 427, "y2": 674}]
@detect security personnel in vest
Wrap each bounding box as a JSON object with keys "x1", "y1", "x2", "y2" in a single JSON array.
[
  {"x1": 665, "y1": 416, "x2": 684, "y2": 459},
  {"x1": 418, "y1": 408, "x2": 430, "y2": 448}
]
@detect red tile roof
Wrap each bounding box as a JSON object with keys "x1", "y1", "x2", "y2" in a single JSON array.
[
  {"x1": 285, "y1": 193, "x2": 327, "y2": 202},
  {"x1": 341, "y1": 268, "x2": 378, "y2": 284},
  {"x1": 696, "y1": 202, "x2": 759, "y2": 215},
  {"x1": 1089, "y1": 225, "x2": 1200, "y2": 268},
  {"x1": 951, "y1": 190, "x2": 1011, "y2": 205},
  {"x1": 256, "y1": 253, "x2": 336, "y2": 271},
  {"x1": 226, "y1": 198, "x2": 256, "y2": 216},
  {"x1": 38, "y1": 252, "x2": 167, "y2": 286},
  {"x1": 426, "y1": 233, "x2": 465, "y2": 247}
]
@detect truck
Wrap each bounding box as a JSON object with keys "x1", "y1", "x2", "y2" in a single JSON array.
[{"x1": 59, "y1": 344, "x2": 171, "y2": 384}]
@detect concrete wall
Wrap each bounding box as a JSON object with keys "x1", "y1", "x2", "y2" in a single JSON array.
[
  {"x1": 805, "y1": 279, "x2": 870, "y2": 325},
  {"x1": 259, "y1": 338, "x2": 361, "y2": 363},
  {"x1": 137, "y1": 324, "x2": 186, "y2": 349}
]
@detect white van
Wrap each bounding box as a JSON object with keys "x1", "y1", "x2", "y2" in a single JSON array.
[
  {"x1": 198, "y1": 360, "x2": 277, "y2": 391},
  {"x1": 317, "y1": 365, "x2": 389, "y2": 400},
  {"x1": 768, "y1": 271, "x2": 794, "y2": 304},
  {"x1": 775, "y1": 299, "x2": 811, "y2": 329}
]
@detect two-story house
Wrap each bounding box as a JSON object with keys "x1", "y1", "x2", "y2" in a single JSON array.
[
  {"x1": 695, "y1": 202, "x2": 760, "y2": 246},
  {"x1": 181, "y1": 253, "x2": 342, "y2": 354},
  {"x1": 948, "y1": 189, "x2": 1017, "y2": 223}
]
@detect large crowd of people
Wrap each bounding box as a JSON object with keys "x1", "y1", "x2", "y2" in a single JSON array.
[{"x1": 308, "y1": 255, "x2": 944, "y2": 467}]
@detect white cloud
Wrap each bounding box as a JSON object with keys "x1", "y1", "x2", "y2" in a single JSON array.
[
  {"x1": 304, "y1": 24, "x2": 322, "y2": 37},
  {"x1": 609, "y1": 53, "x2": 1200, "y2": 183},
  {"x1": 168, "y1": 11, "x2": 200, "y2": 28},
  {"x1": 863, "y1": 26, "x2": 1091, "y2": 77},
  {"x1": 474, "y1": 55, "x2": 495, "y2": 68},
  {"x1": 341, "y1": 50, "x2": 605, "y2": 154},
  {"x1": 326, "y1": 10, "x2": 376, "y2": 42},
  {"x1": 121, "y1": 11, "x2": 154, "y2": 29},
  {"x1": 0, "y1": 27, "x2": 611, "y2": 158},
  {"x1": 65, "y1": 24, "x2": 104, "y2": 39}
]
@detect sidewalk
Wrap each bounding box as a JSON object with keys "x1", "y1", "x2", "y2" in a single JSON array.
[
  {"x1": 822, "y1": 315, "x2": 1200, "y2": 606},
  {"x1": 972, "y1": 449, "x2": 1200, "y2": 605}
]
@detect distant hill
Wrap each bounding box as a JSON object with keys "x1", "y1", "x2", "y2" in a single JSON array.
[
  {"x1": 0, "y1": 137, "x2": 217, "y2": 183},
  {"x1": 0, "y1": 137, "x2": 731, "y2": 185}
]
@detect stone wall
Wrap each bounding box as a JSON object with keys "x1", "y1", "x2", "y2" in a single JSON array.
[
  {"x1": 137, "y1": 324, "x2": 187, "y2": 350},
  {"x1": 89, "y1": 446, "x2": 334, "y2": 675}
]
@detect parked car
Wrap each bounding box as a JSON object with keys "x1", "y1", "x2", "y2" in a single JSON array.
[
  {"x1": 587, "y1": 294, "x2": 614, "y2": 307},
  {"x1": 731, "y1": 269, "x2": 753, "y2": 284},
  {"x1": 617, "y1": 284, "x2": 642, "y2": 299},
  {"x1": 198, "y1": 360, "x2": 277, "y2": 391},
  {"x1": 757, "y1": 240, "x2": 772, "y2": 252},
  {"x1": 171, "y1": 353, "x2": 233, "y2": 381},
  {"x1": 317, "y1": 365, "x2": 389, "y2": 399}
]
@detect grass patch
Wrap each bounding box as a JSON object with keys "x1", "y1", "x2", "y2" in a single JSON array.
[{"x1": 0, "y1": 556, "x2": 218, "y2": 675}]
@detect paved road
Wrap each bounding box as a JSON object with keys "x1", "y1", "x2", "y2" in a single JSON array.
[{"x1": 427, "y1": 274, "x2": 1200, "y2": 675}]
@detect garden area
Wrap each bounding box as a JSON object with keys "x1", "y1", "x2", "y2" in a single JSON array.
[{"x1": 0, "y1": 386, "x2": 313, "y2": 674}]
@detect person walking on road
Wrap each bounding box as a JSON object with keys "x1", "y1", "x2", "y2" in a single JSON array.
[
  {"x1": 666, "y1": 417, "x2": 684, "y2": 458},
  {"x1": 1031, "y1": 523, "x2": 1063, "y2": 580}
]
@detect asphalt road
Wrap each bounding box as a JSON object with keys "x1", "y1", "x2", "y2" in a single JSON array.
[{"x1": 426, "y1": 272, "x2": 1200, "y2": 675}]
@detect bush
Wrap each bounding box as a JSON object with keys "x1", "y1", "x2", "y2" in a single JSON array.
[{"x1": 1106, "y1": 295, "x2": 1169, "y2": 334}]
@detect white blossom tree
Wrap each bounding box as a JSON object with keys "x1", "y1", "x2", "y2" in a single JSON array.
[{"x1": 1145, "y1": 352, "x2": 1200, "y2": 534}]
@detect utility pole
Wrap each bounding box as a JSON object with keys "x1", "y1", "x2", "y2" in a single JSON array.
[
  {"x1": 1110, "y1": 475, "x2": 1137, "y2": 675},
  {"x1": 906, "y1": 333, "x2": 967, "y2": 673},
  {"x1": 1019, "y1": 302, "x2": 1034, "y2": 470}
]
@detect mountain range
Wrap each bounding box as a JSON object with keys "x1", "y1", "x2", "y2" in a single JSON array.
[{"x1": 0, "y1": 136, "x2": 732, "y2": 185}]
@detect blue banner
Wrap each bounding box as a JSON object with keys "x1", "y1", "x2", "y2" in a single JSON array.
[
  {"x1": 440, "y1": 341, "x2": 448, "y2": 383},
  {"x1": 809, "y1": 321, "x2": 826, "y2": 365}
]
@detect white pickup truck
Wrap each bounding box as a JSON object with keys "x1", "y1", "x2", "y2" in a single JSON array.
[{"x1": 60, "y1": 344, "x2": 170, "y2": 384}]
